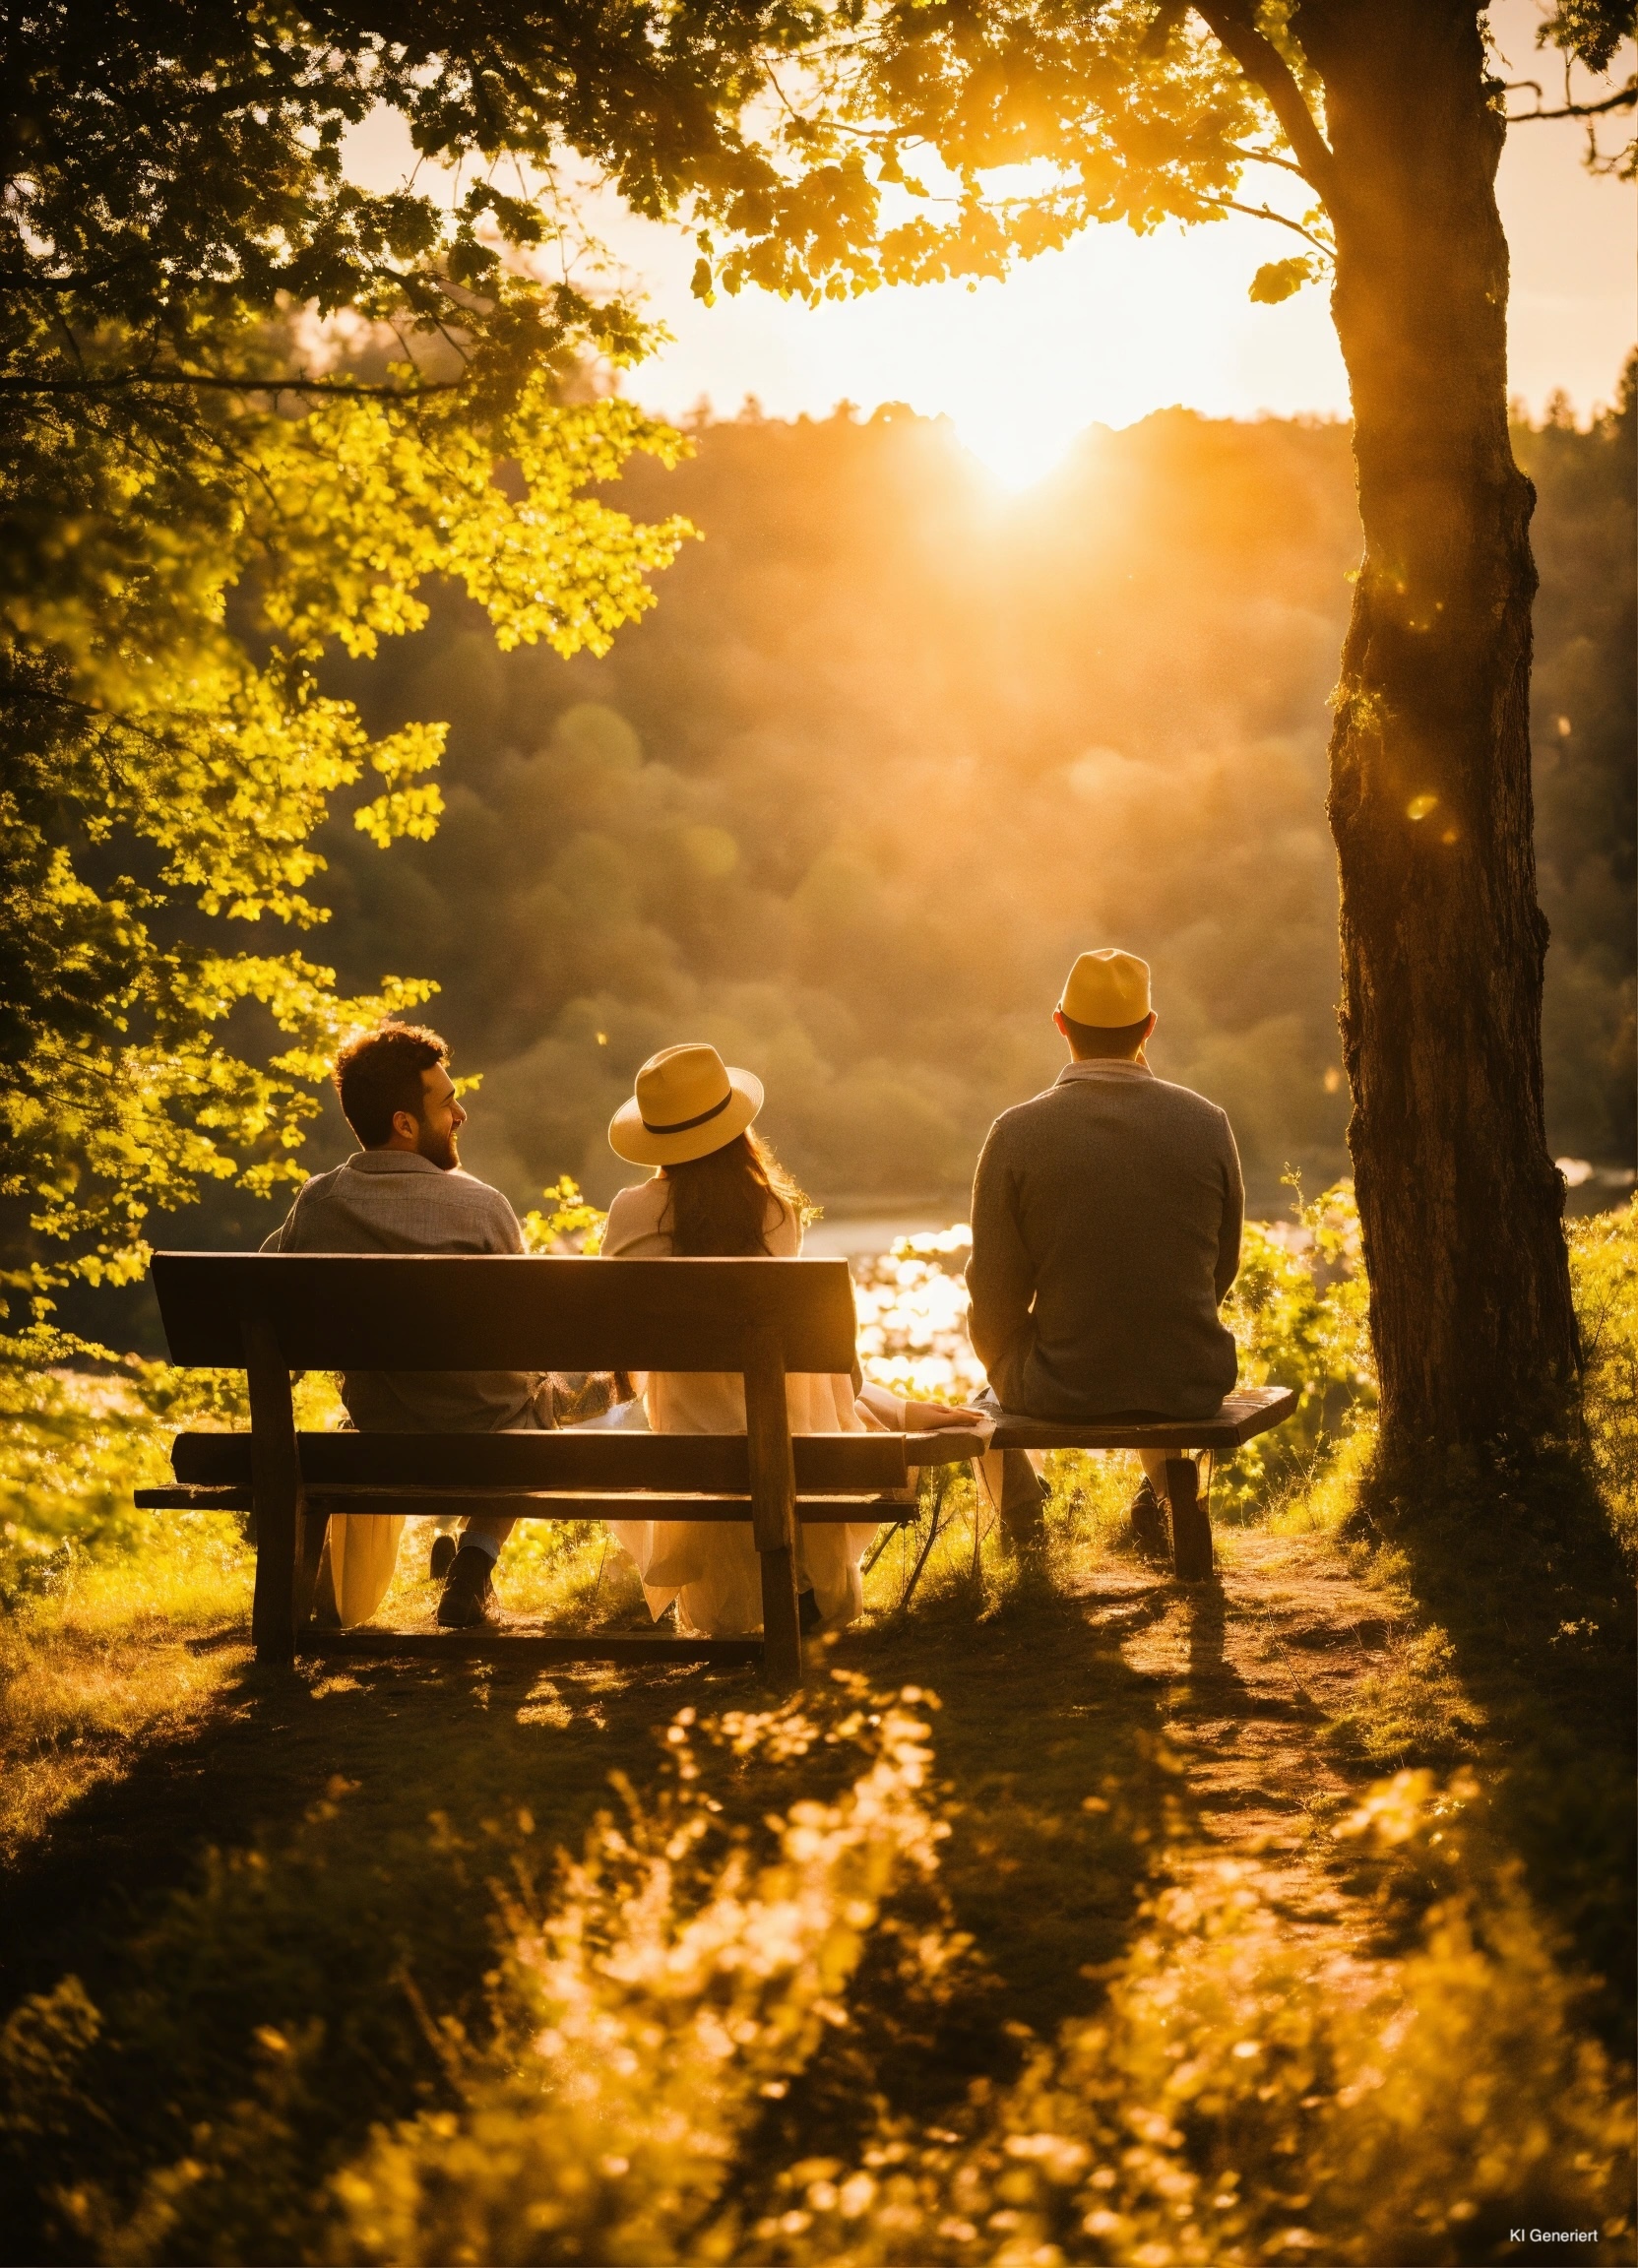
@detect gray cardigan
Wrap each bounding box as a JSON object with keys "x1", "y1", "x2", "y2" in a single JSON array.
[{"x1": 967, "y1": 1060, "x2": 1243, "y2": 1420}]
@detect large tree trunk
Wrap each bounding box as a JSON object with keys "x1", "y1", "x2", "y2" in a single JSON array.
[{"x1": 1298, "y1": 0, "x2": 1580, "y2": 1457}]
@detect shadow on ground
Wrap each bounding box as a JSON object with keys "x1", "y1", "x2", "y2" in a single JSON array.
[
  {"x1": 1357, "y1": 1447, "x2": 1638, "y2": 2047},
  {"x1": 0, "y1": 1570, "x2": 1186, "y2": 2264}
]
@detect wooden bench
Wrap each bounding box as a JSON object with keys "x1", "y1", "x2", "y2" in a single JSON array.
[
  {"x1": 135, "y1": 1250, "x2": 978, "y2": 1690},
  {"x1": 981, "y1": 1387, "x2": 1299, "y2": 1581}
]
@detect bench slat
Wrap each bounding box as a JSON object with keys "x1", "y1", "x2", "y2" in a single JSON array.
[
  {"x1": 987, "y1": 1384, "x2": 1297, "y2": 1453},
  {"x1": 134, "y1": 1484, "x2": 914, "y2": 1524},
  {"x1": 172, "y1": 1429, "x2": 910, "y2": 1492},
  {"x1": 151, "y1": 1252, "x2": 858, "y2": 1372}
]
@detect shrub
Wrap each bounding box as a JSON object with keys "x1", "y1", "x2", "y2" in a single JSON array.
[
  {"x1": 750, "y1": 1774, "x2": 1634, "y2": 2268},
  {"x1": 1568, "y1": 1199, "x2": 1638, "y2": 1559},
  {"x1": 1214, "y1": 1180, "x2": 1374, "y2": 1519}
]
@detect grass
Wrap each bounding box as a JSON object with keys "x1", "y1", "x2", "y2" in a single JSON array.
[
  {"x1": 0, "y1": 1203, "x2": 1631, "y2": 2264},
  {"x1": 0, "y1": 1531, "x2": 250, "y2": 1861}
]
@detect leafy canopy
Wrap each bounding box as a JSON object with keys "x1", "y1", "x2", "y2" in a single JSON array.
[
  {"x1": 2, "y1": 2, "x2": 694, "y2": 1300},
  {"x1": 4, "y1": 0, "x2": 1630, "y2": 1306}
]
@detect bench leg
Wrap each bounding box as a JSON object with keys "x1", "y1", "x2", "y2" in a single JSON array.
[
  {"x1": 759, "y1": 1544, "x2": 804, "y2": 1693},
  {"x1": 244, "y1": 1315, "x2": 303, "y2": 1666},
  {"x1": 745, "y1": 1331, "x2": 803, "y2": 1695},
  {"x1": 1166, "y1": 1456, "x2": 1214, "y2": 1582}
]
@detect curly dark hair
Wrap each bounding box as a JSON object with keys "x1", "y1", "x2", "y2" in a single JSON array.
[{"x1": 333, "y1": 1023, "x2": 449, "y2": 1149}]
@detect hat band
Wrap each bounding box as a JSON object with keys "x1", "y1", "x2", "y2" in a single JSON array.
[{"x1": 640, "y1": 1089, "x2": 733, "y2": 1137}]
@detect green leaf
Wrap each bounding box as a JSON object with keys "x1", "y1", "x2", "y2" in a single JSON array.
[{"x1": 1249, "y1": 256, "x2": 1319, "y2": 305}]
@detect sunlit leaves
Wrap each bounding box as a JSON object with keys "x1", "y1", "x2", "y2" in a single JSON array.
[
  {"x1": 1248, "y1": 252, "x2": 1318, "y2": 301},
  {"x1": 685, "y1": 0, "x2": 1276, "y2": 304},
  {"x1": 3, "y1": 10, "x2": 697, "y2": 1298}
]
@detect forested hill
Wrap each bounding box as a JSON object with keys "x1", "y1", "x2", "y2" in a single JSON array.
[{"x1": 298, "y1": 384, "x2": 1631, "y2": 1221}]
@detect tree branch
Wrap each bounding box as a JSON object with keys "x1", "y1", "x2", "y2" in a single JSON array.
[
  {"x1": 1192, "y1": 3, "x2": 1340, "y2": 207},
  {"x1": 1505, "y1": 76, "x2": 1636, "y2": 122},
  {"x1": 1206, "y1": 197, "x2": 1332, "y2": 251},
  {"x1": 0, "y1": 370, "x2": 464, "y2": 400},
  {"x1": 1222, "y1": 142, "x2": 1311, "y2": 179}
]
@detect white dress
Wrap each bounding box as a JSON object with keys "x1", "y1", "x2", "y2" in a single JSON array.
[{"x1": 600, "y1": 1177, "x2": 901, "y2": 1634}]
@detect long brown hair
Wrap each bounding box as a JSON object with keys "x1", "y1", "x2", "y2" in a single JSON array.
[{"x1": 662, "y1": 1130, "x2": 811, "y2": 1256}]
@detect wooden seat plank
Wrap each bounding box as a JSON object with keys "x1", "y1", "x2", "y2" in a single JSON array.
[
  {"x1": 987, "y1": 1385, "x2": 1296, "y2": 1453},
  {"x1": 136, "y1": 1484, "x2": 914, "y2": 1526},
  {"x1": 172, "y1": 1427, "x2": 910, "y2": 1493}
]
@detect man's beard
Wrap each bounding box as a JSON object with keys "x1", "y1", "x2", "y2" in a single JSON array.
[{"x1": 414, "y1": 1122, "x2": 460, "y2": 1172}]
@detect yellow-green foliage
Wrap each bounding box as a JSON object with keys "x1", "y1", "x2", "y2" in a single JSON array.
[
  {"x1": 0, "y1": 1328, "x2": 343, "y2": 1598},
  {"x1": 1568, "y1": 1199, "x2": 1638, "y2": 1555},
  {"x1": 330, "y1": 1693, "x2": 948, "y2": 2268},
  {"x1": 754, "y1": 1768, "x2": 1632, "y2": 2268},
  {"x1": 9, "y1": 336, "x2": 689, "y2": 1292},
  {"x1": 1215, "y1": 1180, "x2": 1374, "y2": 1518},
  {"x1": 519, "y1": 1177, "x2": 608, "y2": 1257},
  {"x1": 42, "y1": 1688, "x2": 950, "y2": 2266}
]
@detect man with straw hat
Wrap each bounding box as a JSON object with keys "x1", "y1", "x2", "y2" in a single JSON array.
[{"x1": 966, "y1": 949, "x2": 1243, "y2": 1546}]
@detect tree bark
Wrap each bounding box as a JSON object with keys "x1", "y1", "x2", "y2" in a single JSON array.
[{"x1": 1297, "y1": 0, "x2": 1581, "y2": 1455}]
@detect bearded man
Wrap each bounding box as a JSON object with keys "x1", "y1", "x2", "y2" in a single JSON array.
[{"x1": 262, "y1": 1022, "x2": 624, "y2": 1625}]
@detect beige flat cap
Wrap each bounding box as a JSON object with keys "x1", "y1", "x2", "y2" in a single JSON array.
[{"x1": 1059, "y1": 948, "x2": 1152, "y2": 1028}]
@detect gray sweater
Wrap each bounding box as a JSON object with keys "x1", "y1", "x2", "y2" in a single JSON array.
[
  {"x1": 967, "y1": 1060, "x2": 1243, "y2": 1420},
  {"x1": 262, "y1": 1149, "x2": 549, "y2": 1432}
]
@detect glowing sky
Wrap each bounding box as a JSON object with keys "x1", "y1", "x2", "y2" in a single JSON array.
[{"x1": 347, "y1": 1, "x2": 1635, "y2": 487}]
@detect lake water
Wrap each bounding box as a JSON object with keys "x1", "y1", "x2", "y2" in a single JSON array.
[{"x1": 802, "y1": 1212, "x2": 962, "y2": 1258}]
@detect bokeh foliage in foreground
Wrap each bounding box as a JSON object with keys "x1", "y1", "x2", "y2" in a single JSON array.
[{"x1": 1, "y1": 1681, "x2": 1631, "y2": 2266}]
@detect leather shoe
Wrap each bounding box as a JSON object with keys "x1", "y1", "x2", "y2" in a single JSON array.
[
  {"x1": 436, "y1": 1545, "x2": 500, "y2": 1628},
  {"x1": 429, "y1": 1532, "x2": 458, "y2": 1583}
]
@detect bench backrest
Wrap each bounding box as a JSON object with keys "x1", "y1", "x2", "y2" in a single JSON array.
[{"x1": 150, "y1": 1252, "x2": 858, "y2": 1373}]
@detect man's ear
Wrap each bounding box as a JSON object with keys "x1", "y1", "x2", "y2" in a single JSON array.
[
  {"x1": 1052, "y1": 1008, "x2": 1070, "y2": 1040},
  {"x1": 390, "y1": 1105, "x2": 420, "y2": 1144}
]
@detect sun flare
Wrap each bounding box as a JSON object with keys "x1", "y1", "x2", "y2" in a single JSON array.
[{"x1": 952, "y1": 409, "x2": 1082, "y2": 491}]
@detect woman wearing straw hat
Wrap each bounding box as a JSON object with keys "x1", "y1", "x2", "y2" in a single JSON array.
[{"x1": 602, "y1": 1042, "x2": 978, "y2": 1637}]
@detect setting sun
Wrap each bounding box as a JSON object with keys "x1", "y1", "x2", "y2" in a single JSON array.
[{"x1": 950, "y1": 407, "x2": 1082, "y2": 490}]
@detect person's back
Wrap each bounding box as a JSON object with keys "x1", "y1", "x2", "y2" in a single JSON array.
[{"x1": 967, "y1": 950, "x2": 1242, "y2": 1423}]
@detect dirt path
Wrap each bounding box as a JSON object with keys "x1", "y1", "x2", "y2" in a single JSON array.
[{"x1": 1072, "y1": 1530, "x2": 1402, "y2": 1954}]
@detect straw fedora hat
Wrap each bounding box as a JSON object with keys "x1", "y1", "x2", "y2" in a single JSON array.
[
  {"x1": 608, "y1": 1042, "x2": 765, "y2": 1166},
  {"x1": 1059, "y1": 948, "x2": 1151, "y2": 1027}
]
